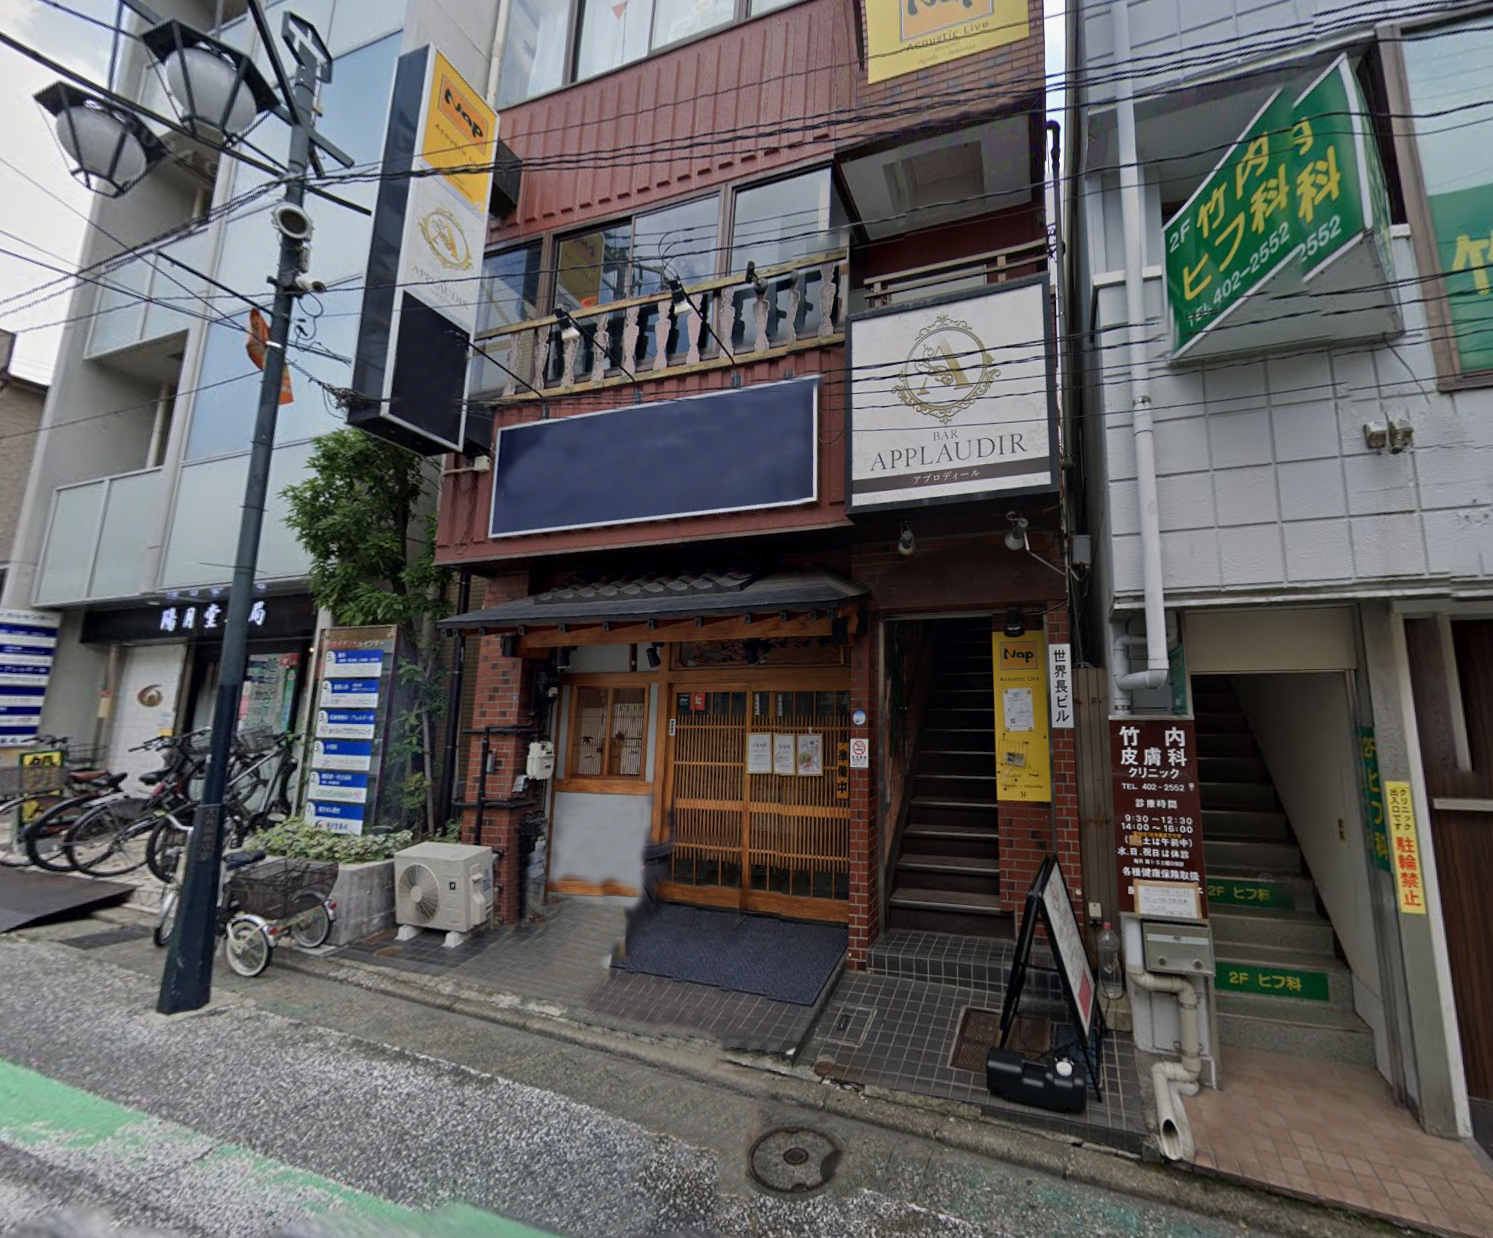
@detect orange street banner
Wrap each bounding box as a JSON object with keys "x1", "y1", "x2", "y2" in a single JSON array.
[
  {"x1": 1383, "y1": 780, "x2": 1428, "y2": 915},
  {"x1": 422, "y1": 51, "x2": 497, "y2": 211},
  {"x1": 864, "y1": 0, "x2": 1029, "y2": 85},
  {"x1": 245, "y1": 309, "x2": 293, "y2": 405}
]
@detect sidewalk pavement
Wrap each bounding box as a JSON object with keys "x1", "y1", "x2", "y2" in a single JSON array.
[{"x1": 61, "y1": 888, "x2": 1493, "y2": 1238}]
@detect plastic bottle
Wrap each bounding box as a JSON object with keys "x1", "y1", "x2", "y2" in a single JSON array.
[{"x1": 1096, "y1": 921, "x2": 1125, "y2": 1001}]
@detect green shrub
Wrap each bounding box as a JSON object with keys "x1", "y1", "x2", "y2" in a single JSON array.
[{"x1": 255, "y1": 820, "x2": 412, "y2": 864}]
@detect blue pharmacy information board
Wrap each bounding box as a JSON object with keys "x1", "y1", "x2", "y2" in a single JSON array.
[
  {"x1": 0, "y1": 609, "x2": 60, "y2": 743},
  {"x1": 305, "y1": 627, "x2": 398, "y2": 836}
]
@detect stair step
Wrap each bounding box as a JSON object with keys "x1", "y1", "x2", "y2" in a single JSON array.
[
  {"x1": 1196, "y1": 716, "x2": 1251, "y2": 735},
  {"x1": 888, "y1": 887, "x2": 1004, "y2": 915},
  {"x1": 1211, "y1": 908, "x2": 1335, "y2": 953},
  {"x1": 1194, "y1": 733, "x2": 1256, "y2": 758},
  {"x1": 1201, "y1": 781, "x2": 1279, "y2": 811},
  {"x1": 911, "y1": 796, "x2": 999, "y2": 811},
  {"x1": 917, "y1": 751, "x2": 994, "y2": 776},
  {"x1": 1216, "y1": 1004, "x2": 1376, "y2": 1066},
  {"x1": 1204, "y1": 837, "x2": 1302, "y2": 875},
  {"x1": 1214, "y1": 943, "x2": 1353, "y2": 1008},
  {"x1": 904, "y1": 823, "x2": 996, "y2": 841},
  {"x1": 1199, "y1": 756, "x2": 1267, "y2": 781},
  {"x1": 897, "y1": 854, "x2": 1000, "y2": 876},
  {"x1": 1203, "y1": 808, "x2": 1291, "y2": 842},
  {"x1": 1207, "y1": 869, "x2": 1320, "y2": 914}
]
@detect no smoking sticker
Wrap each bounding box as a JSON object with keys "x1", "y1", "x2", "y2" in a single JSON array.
[{"x1": 849, "y1": 738, "x2": 870, "y2": 769}]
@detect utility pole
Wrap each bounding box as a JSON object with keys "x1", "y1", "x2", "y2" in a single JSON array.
[{"x1": 157, "y1": 17, "x2": 332, "y2": 1015}]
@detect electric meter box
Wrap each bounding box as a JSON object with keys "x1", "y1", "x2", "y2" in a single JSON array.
[
  {"x1": 525, "y1": 740, "x2": 555, "y2": 781},
  {"x1": 1141, "y1": 921, "x2": 1214, "y2": 977}
]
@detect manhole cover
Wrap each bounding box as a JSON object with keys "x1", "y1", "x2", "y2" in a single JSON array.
[{"x1": 748, "y1": 1126, "x2": 840, "y2": 1194}]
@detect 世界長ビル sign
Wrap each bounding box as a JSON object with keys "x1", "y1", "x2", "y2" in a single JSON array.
[{"x1": 1164, "y1": 55, "x2": 1392, "y2": 358}]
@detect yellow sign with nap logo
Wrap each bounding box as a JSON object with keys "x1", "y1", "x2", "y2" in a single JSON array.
[
  {"x1": 864, "y1": 0, "x2": 1030, "y2": 85},
  {"x1": 993, "y1": 631, "x2": 1051, "y2": 802},
  {"x1": 422, "y1": 51, "x2": 497, "y2": 211}
]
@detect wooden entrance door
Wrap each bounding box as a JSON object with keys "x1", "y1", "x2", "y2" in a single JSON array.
[
  {"x1": 659, "y1": 686, "x2": 851, "y2": 922},
  {"x1": 1404, "y1": 618, "x2": 1493, "y2": 1143}
]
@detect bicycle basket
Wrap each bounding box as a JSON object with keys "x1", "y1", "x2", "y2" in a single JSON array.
[
  {"x1": 227, "y1": 857, "x2": 339, "y2": 921},
  {"x1": 235, "y1": 727, "x2": 281, "y2": 756},
  {"x1": 1, "y1": 750, "x2": 69, "y2": 799}
]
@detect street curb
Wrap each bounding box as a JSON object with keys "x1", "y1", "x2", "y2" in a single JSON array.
[{"x1": 267, "y1": 946, "x2": 1423, "y2": 1238}]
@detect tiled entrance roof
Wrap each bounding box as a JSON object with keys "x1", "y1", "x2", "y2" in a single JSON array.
[{"x1": 439, "y1": 570, "x2": 866, "y2": 632}]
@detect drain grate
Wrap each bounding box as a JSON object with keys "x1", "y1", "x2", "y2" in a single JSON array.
[
  {"x1": 66, "y1": 926, "x2": 150, "y2": 951},
  {"x1": 749, "y1": 1126, "x2": 840, "y2": 1194},
  {"x1": 818, "y1": 1004, "x2": 874, "y2": 1049},
  {"x1": 950, "y1": 1007, "x2": 1051, "y2": 1073}
]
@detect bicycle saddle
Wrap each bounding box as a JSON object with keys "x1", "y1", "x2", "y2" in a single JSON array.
[{"x1": 224, "y1": 849, "x2": 267, "y2": 870}]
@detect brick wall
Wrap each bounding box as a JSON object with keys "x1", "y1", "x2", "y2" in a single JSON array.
[
  {"x1": 460, "y1": 574, "x2": 531, "y2": 927},
  {"x1": 848, "y1": 610, "x2": 877, "y2": 968}
]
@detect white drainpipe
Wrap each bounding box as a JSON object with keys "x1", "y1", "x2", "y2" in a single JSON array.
[
  {"x1": 1111, "y1": 0, "x2": 1169, "y2": 694},
  {"x1": 1126, "y1": 951, "x2": 1203, "y2": 1160}
]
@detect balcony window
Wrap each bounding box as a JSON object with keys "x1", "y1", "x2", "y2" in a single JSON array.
[
  {"x1": 730, "y1": 168, "x2": 849, "y2": 274},
  {"x1": 1402, "y1": 18, "x2": 1493, "y2": 379},
  {"x1": 498, "y1": 0, "x2": 569, "y2": 107},
  {"x1": 497, "y1": 0, "x2": 810, "y2": 104}
]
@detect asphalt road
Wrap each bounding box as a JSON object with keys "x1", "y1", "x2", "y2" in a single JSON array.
[{"x1": 0, "y1": 922, "x2": 1318, "y2": 1238}]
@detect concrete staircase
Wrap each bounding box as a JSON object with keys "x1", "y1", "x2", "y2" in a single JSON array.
[
  {"x1": 886, "y1": 619, "x2": 1011, "y2": 938},
  {"x1": 1194, "y1": 676, "x2": 1375, "y2": 1067}
]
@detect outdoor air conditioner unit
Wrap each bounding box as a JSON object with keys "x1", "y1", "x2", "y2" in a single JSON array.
[{"x1": 393, "y1": 842, "x2": 493, "y2": 947}]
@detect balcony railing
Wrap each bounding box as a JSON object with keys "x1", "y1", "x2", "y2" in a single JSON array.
[
  {"x1": 86, "y1": 228, "x2": 211, "y2": 361},
  {"x1": 34, "y1": 469, "x2": 164, "y2": 606},
  {"x1": 861, "y1": 237, "x2": 1050, "y2": 311},
  {"x1": 473, "y1": 249, "x2": 849, "y2": 401}
]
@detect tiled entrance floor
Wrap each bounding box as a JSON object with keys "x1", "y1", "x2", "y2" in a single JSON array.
[
  {"x1": 807, "y1": 930, "x2": 1147, "y2": 1151},
  {"x1": 1186, "y1": 1047, "x2": 1493, "y2": 1238},
  {"x1": 333, "y1": 897, "x2": 830, "y2": 1056}
]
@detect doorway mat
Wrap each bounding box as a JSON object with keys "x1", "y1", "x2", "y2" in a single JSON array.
[
  {"x1": 0, "y1": 868, "x2": 133, "y2": 933},
  {"x1": 611, "y1": 904, "x2": 846, "y2": 1005}
]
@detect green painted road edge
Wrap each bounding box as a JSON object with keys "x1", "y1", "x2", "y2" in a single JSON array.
[{"x1": 0, "y1": 1057, "x2": 557, "y2": 1237}]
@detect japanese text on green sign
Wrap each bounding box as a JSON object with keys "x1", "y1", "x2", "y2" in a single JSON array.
[{"x1": 1165, "y1": 56, "x2": 1379, "y2": 356}]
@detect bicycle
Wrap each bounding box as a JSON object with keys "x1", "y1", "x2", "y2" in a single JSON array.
[
  {"x1": 153, "y1": 848, "x2": 338, "y2": 977},
  {"x1": 62, "y1": 733, "x2": 210, "y2": 878},
  {"x1": 0, "y1": 736, "x2": 118, "y2": 868},
  {"x1": 144, "y1": 729, "x2": 299, "y2": 886}
]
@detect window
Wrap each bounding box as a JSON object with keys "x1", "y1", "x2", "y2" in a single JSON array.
[
  {"x1": 575, "y1": 0, "x2": 653, "y2": 82},
  {"x1": 1402, "y1": 18, "x2": 1493, "y2": 378},
  {"x1": 476, "y1": 243, "x2": 543, "y2": 334},
  {"x1": 497, "y1": 0, "x2": 810, "y2": 104},
  {"x1": 497, "y1": 0, "x2": 568, "y2": 106},
  {"x1": 569, "y1": 686, "x2": 648, "y2": 779},
  {"x1": 730, "y1": 168, "x2": 848, "y2": 273}
]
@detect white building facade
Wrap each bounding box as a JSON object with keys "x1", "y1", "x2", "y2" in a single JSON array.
[
  {"x1": 3, "y1": 0, "x2": 500, "y2": 783},
  {"x1": 1068, "y1": 0, "x2": 1493, "y2": 1146}
]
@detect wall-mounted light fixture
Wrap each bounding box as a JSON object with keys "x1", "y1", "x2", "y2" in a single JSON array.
[
  {"x1": 645, "y1": 643, "x2": 662, "y2": 669},
  {"x1": 897, "y1": 522, "x2": 916, "y2": 557},
  {"x1": 744, "y1": 261, "x2": 766, "y2": 297},
  {"x1": 1004, "y1": 607, "x2": 1026, "y2": 637},
  {"x1": 1004, "y1": 511, "x2": 1029, "y2": 553}
]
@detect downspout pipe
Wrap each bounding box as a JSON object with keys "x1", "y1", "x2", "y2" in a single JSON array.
[
  {"x1": 1110, "y1": 0, "x2": 1169, "y2": 694},
  {"x1": 1126, "y1": 951, "x2": 1202, "y2": 1161}
]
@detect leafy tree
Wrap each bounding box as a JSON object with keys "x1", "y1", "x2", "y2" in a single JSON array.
[{"x1": 282, "y1": 430, "x2": 448, "y2": 835}]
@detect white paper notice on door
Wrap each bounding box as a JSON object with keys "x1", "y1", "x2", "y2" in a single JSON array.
[
  {"x1": 773, "y1": 733, "x2": 797, "y2": 776},
  {"x1": 1003, "y1": 687, "x2": 1035, "y2": 732},
  {"x1": 746, "y1": 732, "x2": 773, "y2": 775}
]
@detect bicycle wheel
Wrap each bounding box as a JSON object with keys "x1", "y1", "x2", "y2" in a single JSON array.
[
  {"x1": 290, "y1": 904, "x2": 331, "y2": 949},
  {"x1": 24, "y1": 795, "x2": 98, "y2": 872},
  {"x1": 64, "y1": 798, "x2": 152, "y2": 877},
  {"x1": 146, "y1": 815, "x2": 192, "y2": 884},
  {"x1": 224, "y1": 917, "x2": 271, "y2": 977},
  {"x1": 153, "y1": 886, "x2": 179, "y2": 948}
]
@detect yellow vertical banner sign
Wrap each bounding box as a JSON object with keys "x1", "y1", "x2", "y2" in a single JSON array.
[
  {"x1": 18, "y1": 748, "x2": 64, "y2": 825},
  {"x1": 993, "y1": 632, "x2": 1051, "y2": 802},
  {"x1": 1383, "y1": 780, "x2": 1428, "y2": 915},
  {"x1": 422, "y1": 51, "x2": 497, "y2": 211}
]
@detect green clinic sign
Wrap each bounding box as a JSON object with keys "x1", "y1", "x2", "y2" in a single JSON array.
[
  {"x1": 1428, "y1": 183, "x2": 1493, "y2": 373},
  {"x1": 1165, "y1": 56, "x2": 1383, "y2": 358}
]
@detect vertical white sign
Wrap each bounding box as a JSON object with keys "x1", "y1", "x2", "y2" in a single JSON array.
[{"x1": 1048, "y1": 643, "x2": 1074, "y2": 730}]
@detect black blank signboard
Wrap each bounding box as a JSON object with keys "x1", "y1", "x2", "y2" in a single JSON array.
[{"x1": 489, "y1": 377, "x2": 818, "y2": 537}]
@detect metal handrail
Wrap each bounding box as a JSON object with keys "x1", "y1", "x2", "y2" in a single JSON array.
[{"x1": 865, "y1": 237, "x2": 1049, "y2": 307}]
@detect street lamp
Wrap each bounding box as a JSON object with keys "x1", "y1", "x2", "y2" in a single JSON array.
[
  {"x1": 141, "y1": 20, "x2": 278, "y2": 140},
  {"x1": 33, "y1": 81, "x2": 167, "y2": 198}
]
